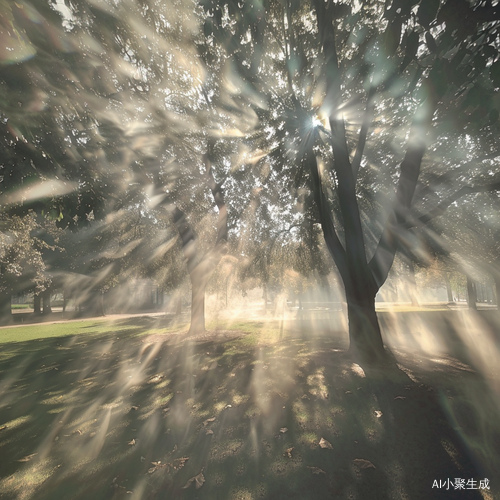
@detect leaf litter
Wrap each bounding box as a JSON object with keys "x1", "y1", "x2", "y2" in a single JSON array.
[
  {"x1": 182, "y1": 471, "x2": 205, "y2": 489},
  {"x1": 353, "y1": 458, "x2": 375, "y2": 469},
  {"x1": 307, "y1": 466, "x2": 326, "y2": 475},
  {"x1": 319, "y1": 438, "x2": 333, "y2": 449}
]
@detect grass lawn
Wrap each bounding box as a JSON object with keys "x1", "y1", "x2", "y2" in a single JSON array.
[{"x1": 0, "y1": 315, "x2": 498, "y2": 499}]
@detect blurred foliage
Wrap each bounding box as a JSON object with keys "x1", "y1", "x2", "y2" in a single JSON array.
[{"x1": 1, "y1": 0, "x2": 500, "y2": 320}]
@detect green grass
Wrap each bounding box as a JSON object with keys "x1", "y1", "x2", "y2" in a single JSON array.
[
  {"x1": 0, "y1": 319, "x2": 136, "y2": 345},
  {"x1": 0, "y1": 316, "x2": 498, "y2": 500}
]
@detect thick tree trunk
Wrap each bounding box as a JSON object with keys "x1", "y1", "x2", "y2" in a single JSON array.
[
  {"x1": 42, "y1": 290, "x2": 52, "y2": 315},
  {"x1": 34, "y1": 294, "x2": 41, "y2": 315},
  {"x1": 172, "y1": 147, "x2": 227, "y2": 335},
  {"x1": 466, "y1": 275, "x2": 477, "y2": 310},
  {"x1": 307, "y1": 150, "x2": 388, "y2": 366},
  {"x1": 345, "y1": 284, "x2": 386, "y2": 365},
  {"x1": 0, "y1": 289, "x2": 11, "y2": 323}
]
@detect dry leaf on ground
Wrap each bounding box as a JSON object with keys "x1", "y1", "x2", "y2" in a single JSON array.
[
  {"x1": 182, "y1": 471, "x2": 205, "y2": 489},
  {"x1": 128, "y1": 439, "x2": 136, "y2": 446},
  {"x1": 148, "y1": 461, "x2": 167, "y2": 474},
  {"x1": 319, "y1": 438, "x2": 333, "y2": 449},
  {"x1": 279, "y1": 427, "x2": 288, "y2": 433},
  {"x1": 173, "y1": 457, "x2": 189, "y2": 470},
  {"x1": 353, "y1": 459, "x2": 375, "y2": 469},
  {"x1": 203, "y1": 417, "x2": 216, "y2": 426},
  {"x1": 307, "y1": 466, "x2": 326, "y2": 475},
  {"x1": 17, "y1": 453, "x2": 37, "y2": 462},
  {"x1": 285, "y1": 447, "x2": 294, "y2": 458},
  {"x1": 374, "y1": 411, "x2": 383, "y2": 418}
]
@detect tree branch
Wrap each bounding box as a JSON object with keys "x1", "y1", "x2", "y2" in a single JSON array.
[
  {"x1": 352, "y1": 85, "x2": 376, "y2": 180},
  {"x1": 407, "y1": 179, "x2": 500, "y2": 228},
  {"x1": 369, "y1": 94, "x2": 437, "y2": 287},
  {"x1": 171, "y1": 206, "x2": 198, "y2": 274},
  {"x1": 204, "y1": 148, "x2": 228, "y2": 250},
  {"x1": 413, "y1": 150, "x2": 500, "y2": 201},
  {"x1": 307, "y1": 151, "x2": 349, "y2": 282}
]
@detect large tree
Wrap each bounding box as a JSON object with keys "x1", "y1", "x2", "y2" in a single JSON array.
[{"x1": 198, "y1": 0, "x2": 500, "y2": 364}]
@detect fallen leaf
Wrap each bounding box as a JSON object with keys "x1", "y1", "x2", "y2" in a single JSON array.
[
  {"x1": 225, "y1": 404, "x2": 232, "y2": 409},
  {"x1": 345, "y1": 391, "x2": 352, "y2": 395},
  {"x1": 182, "y1": 471, "x2": 205, "y2": 489},
  {"x1": 206, "y1": 429, "x2": 214, "y2": 435},
  {"x1": 148, "y1": 461, "x2": 167, "y2": 474},
  {"x1": 285, "y1": 447, "x2": 294, "y2": 458},
  {"x1": 279, "y1": 427, "x2": 288, "y2": 434},
  {"x1": 173, "y1": 457, "x2": 189, "y2": 469},
  {"x1": 353, "y1": 459, "x2": 375, "y2": 469},
  {"x1": 131, "y1": 406, "x2": 139, "y2": 411},
  {"x1": 17, "y1": 453, "x2": 37, "y2": 462},
  {"x1": 128, "y1": 439, "x2": 136, "y2": 446},
  {"x1": 319, "y1": 438, "x2": 333, "y2": 449},
  {"x1": 307, "y1": 466, "x2": 326, "y2": 475},
  {"x1": 0, "y1": 425, "x2": 7, "y2": 432},
  {"x1": 394, "y1": 396, "x2": 406, "y2": 400},
  {"x1": 374, "y1": 411, "x2": 383, "y2": 418},
  {"x1": 203, "y1": 417, "x2": 216, "y2": 426}
]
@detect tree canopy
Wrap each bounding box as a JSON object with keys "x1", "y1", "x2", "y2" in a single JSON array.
[{"x1": 1, "y1": 0, "x2": 499, "y2": 361}]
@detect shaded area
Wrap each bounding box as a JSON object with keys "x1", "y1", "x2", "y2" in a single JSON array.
[{"x1": 0, "y1": 317, "x2": 498, "y2": 499}]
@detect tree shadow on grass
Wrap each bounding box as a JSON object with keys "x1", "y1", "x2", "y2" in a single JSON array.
[{"x1": 0, "y1": 325, "x2": 498, "y2": 500}]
